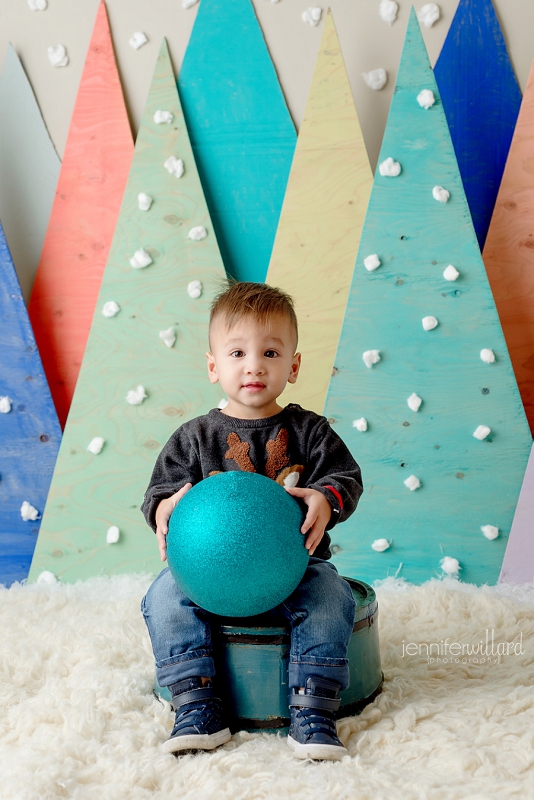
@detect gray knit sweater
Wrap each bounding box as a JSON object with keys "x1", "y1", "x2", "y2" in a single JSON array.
[{"x1": 141, "y1": 403, "x2": 363, "y2": 560}]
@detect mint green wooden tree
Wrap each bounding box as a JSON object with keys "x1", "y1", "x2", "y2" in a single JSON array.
[
  {"x1": 324, "y1": 11, "x2": 532, "y2": 586},
  {"x1": 29, "y1": 42, "x2": 227, "y2": 583}
]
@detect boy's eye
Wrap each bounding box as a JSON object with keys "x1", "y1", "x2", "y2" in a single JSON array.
[
  {"x1": 264, "y1": 350, "x2": 278, "y2": 358},
  {"x1": 230, "y1": 350, "x2": 244, "y2": 358}
]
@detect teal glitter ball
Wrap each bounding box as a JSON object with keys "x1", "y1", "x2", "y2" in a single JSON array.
[{"x1": 166, "y1": 471, "x2": 308, "y2": 616}]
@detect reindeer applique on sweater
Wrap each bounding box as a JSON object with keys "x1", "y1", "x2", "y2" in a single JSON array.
[{"x1": 210, "y1": 429, "x2": 304, "y2": 488}]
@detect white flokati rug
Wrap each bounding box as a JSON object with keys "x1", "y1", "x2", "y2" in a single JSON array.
[{"x1": 1, "y1": 574, "x2": 534, "y2": 800}]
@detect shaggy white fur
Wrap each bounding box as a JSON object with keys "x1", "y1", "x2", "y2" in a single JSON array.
[{"x1": 1, "y1": 574, "x2": 533, "y2": 799}]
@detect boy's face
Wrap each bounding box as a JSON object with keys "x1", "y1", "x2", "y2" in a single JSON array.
[{"x1": 206, "y1": 314, "x2": 301, "y2": 419}]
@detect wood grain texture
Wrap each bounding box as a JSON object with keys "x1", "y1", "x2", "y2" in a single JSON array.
[
  {"x1": 266, "y1": 10, "x2": 373, "y2": 415},
  {"x1": 499, "y1": 443, "x2": 534, "y2": 585},
  {"x1": 28, "y1": 40, "x2": 227, "y2": 584},
  {"x1": 0, "y1": 222, "x2": 62, "y2": 587},
  {"x1": 434, "y1": 0, "x2": 522, "y2": 250},
  {"x1": 482, "y1": 58, "x2": 534, "y2": 434},
  {"x1": 178, "y1": 0, "x2": 296, "y2": 283},
  {"x1": 28, "y1": 2, "x2": 134, "y2": 429},
  {"x1": 0, "y1": 45, "x2": 61, "y2": 303},
  {"x1": 323, "y1": 9, "x2": 532, "y2": 587}
]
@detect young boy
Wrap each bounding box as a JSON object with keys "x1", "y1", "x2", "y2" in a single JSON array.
[{"x1": 141, "y1": 282, "x2": 363, "y2": 761}]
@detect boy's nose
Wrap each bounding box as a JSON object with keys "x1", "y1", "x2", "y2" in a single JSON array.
[{"x1": 245, "y1": 357, "x2": 265, "y2": 374}]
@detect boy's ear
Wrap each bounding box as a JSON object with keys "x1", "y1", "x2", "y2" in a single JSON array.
[
  {"x1": 287, "y1": 352, "x2": 301, "y2": 385},
  {"x1": 206, "y1": 351, "x2": 219, "y2": 384}
]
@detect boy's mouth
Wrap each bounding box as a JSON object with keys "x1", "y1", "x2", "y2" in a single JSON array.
[{"x1": 243, "y1": 382, "x2": 266, "y2": 392}]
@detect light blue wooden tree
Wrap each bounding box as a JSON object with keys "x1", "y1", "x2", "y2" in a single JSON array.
[
  {"x1": 178, "y1": 0, "x2": 296, "y2": 283},
  {"x1": 323, "y1": 10, "x2": 532, "y2": 587},
  {"x1": 0, "y1": 221, "x2": 61, "y2": 587}
]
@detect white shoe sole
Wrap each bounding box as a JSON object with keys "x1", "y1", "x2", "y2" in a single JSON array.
[
  {"x1": 287, "y1": 734, "x2": 348, "y2": 761},
  {"x1": 162, "y1": 727, "x2": 232, "y2": 754}
]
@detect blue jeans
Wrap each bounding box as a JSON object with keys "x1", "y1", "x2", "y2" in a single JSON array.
[{"x1": 141, "y1": 558, "x2": 356, "y2": 691}]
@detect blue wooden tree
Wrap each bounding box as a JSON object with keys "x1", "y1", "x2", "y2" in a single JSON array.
[
  {"x1": 323, "y1": 10, "x2": 532, "y2": 587},
  {"x1": 178, "y1": 0, "x2": 296, "y2": 283},
  {"x1": 434, "y1": 0, "x2": 521, "y2": 250},
  {"x1": 0, "y1": 221, "x2": 61, "y2": 586}
]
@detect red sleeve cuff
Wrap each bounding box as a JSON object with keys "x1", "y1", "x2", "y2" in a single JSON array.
[{"x1": 324, "y1": 485, "x2": 344, "y2": 509}]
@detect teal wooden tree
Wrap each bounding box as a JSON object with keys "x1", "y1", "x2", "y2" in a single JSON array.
[{"x1": 323, "y1": 10, "x2": 532, "y2": 587}]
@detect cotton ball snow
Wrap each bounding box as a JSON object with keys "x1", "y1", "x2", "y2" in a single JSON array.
[
  {"x1": 407, "y1": 393, "x2": 422, "y2": 412},
  {"x1": 187, "y1": 280, "x2": 202, "y2": 299},
  {"x1": 473, "y1": 425, "x2": 491, "y2": 441},
  {"x1": 188, "y1": 226, "x2": 207, "y2": 241},
  {"x1": 138, "y1": 193, "x2": 153, "y2": 211},
  {"x1": 107, "y1": 525, "x2": 120, "y2": 544},
  {"x1": 352, "y1": 418, "x2": 368, "y2": 432},
  {"x1": 126, "y1": 385, "x2": 147, "y2": 405},
  {"x1": 159, "y1": 327, "x2": 177, "y2": 348},
  {"x1": 21, "y1": 501, "x2": 39, "y2": 521},
  {"x1": 433, "y1": 186, "x2": 450, "y2": 204},
  {"x1": 379, "y1": 0, "x2": 398, "y2": 25},
  {"x1": 164, "y1": 156, "x2": 185, "y2": 178},
  {"x1": 302, "y1": 7, "x2": 322, "y2": 26},
  {"x1": 443, "y1": 265, "x2": 459, "y2": 281},
  {"x1": 364, "y1": 254, "x2": 381, "y2": 272},
  {"x1": 182, "y1": 0, "x2": 199, "y2": 7},
  {"x1": 422, "y1": 316, "x2": 438, "y2": 331},
  {"x1": 362, "y1": 69, "x2": 387, "y2": 91},
  {"x1": 419, "y1": 3, "x2": 441, "y2": 28},
  {"x1": 481, "y1": 525, "x2": 499, "y2": 541},
  {"x1": 417, "y1": 89, "x2": 435, "y2": 109},
  {"x1": 372, "y1": 539, "x2": 390, "y2": 552},
  {"x1": 28, "y1": 0, "x2": 47, "y2": 10},
  {"x1": 441, "y1": 556, "x2": 460, "y2": 576},
  {"x1": 218, "y1": 398, "x2": 229, "y2": 409},
  {"x1": 87, "y1": 437, "x2": 105, "y2": 455},
  {"x1": 37, "y1": 570, "x2": 58, "y2": 585},
  {"x1": 379, "y1": 157, "x2": 401, "y2": 177},
  {"x1": 154, "y1": 110, "x2": 173, "y2": 124},
  {"x1": 404, "y1": 475, "x2": 421, "y2": 491},
  {"x1": 0, "y1": 396, "x2": 12, "y2": 414},
  {"x1": 363, "y1": 350, "x2": 380, "y2": 368},
  {"x1": 129, "y1": 249, "x2": 152, "y2": 269},
  {"x1": 48, "y1": 45, "x2": 69, "y2": 67},
  {"x1": 102, "y1": 301, "x2": 120, "y2": 318},
  {"x1": 480, "y1": 349, "x2": 495, "y2": 364},
  {"x1": 129, "y1": 32, "x2": 148, "y2": 50}
]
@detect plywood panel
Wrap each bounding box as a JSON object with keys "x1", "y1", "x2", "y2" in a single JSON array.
[
  {"x1": 499, "y1": 443, "x2": 534, "y2": 585},
  {"x1": 323, "y1": 10, "x2": 532, "y2": 587},
  {"x1": 28, "y1": 2, "x2": 134, "y2": 428},
  {"x1": 482, "y1": 58, "x2": 534, "y2": 433},
  {"x1": 0, "y1": 222, "x2": 61, "y2": 587},
  {"x1": 266, "y1": 10, "x2": 373, "y2": 415},
  {"x1": 0, "y1": 45, "x2": 61, "y2": 302},
  {"x1": 178, "y1": 0, "x2": 296, "y2": 283},
  {"x1": 28, "y1": 40, "x2": 227, "y2": 583},
  {"x1": 434, "y1": 0, "x2": 522, "y2": 250}
]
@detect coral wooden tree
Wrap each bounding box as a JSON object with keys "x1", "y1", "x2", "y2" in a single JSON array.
[
  {"x1": 323, "y1": 10, "x2": 532, "y2": 587},
  {"x1": 29, "y1": 1, "x2": 134, "y2": 427}
]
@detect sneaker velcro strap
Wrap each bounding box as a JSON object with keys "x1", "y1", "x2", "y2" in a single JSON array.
[
  {"x1": 288, "y1": 692, "x2": 341, "y2": 713},
  {"x1": 170, "y1": 686, "x2": 217, "y2": 711}
]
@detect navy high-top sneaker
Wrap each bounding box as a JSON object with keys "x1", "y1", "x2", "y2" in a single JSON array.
[
  {"x1": 287, "y1": 676, "x2": 348, "y2": 761},
  {"x1": 162, "y1": 677, "x2": 231, "y2": 754}
]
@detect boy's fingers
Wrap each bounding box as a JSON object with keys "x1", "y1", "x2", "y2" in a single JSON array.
[
  {"x1": 301, "y1": 509, "x2": 317, "y2": 535},
  {"x1": 284, "y1": 486, "x2": 309, "y2": 498}
]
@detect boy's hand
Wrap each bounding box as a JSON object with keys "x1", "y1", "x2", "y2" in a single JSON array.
[
  {"x1": 155, "y1": 483, "x2": 192, "y2": 562},
  {"x1": 283, "y1": 486, "x2": 331, "y2": 556}
]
